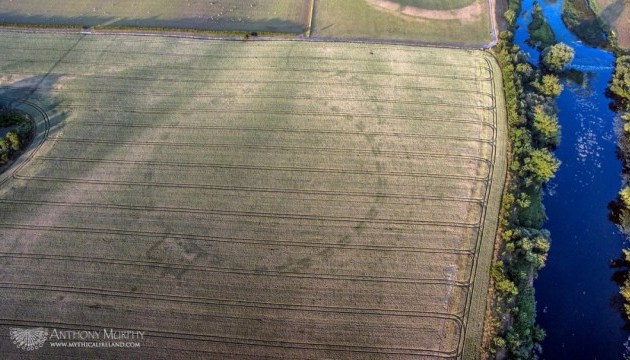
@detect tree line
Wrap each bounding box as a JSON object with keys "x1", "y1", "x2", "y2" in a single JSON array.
[
  {"x1": 486, "y1": 2, "x2": 574, "y2": 358},
  {"x1": 609, "y1": 56, "x2": 630, "y2": 325}
]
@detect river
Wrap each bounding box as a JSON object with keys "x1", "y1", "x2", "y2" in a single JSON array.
[{"x1": 513, "y1": 0, "x2": 627, "y2": 358}]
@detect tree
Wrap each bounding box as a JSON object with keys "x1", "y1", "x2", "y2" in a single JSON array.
[
  {"x1": 621, "y1": 276, "x2": 630, "y2": 317},
  {"x1": 541, "y1": 43, "x2": 575, "y2": 72},
  {"x1": 527, "y1": 2, "x2": 556, "y2": 49},
  {"x1": 531, "y1": 74, "x2": 563, "y2": 98},
  {"x1": 492, "y1": 261, "x2": 519, "y2": 296},
  {"x1": 521, "y1": 148, "x2": 560, "y2": 185},
  {"x1": 6, "y1": 131, "x2": 20, "y2": 151},
  {"x1": 504, "y1": 9, "x2": 517, "y2": 26},
  {"x1": 531, "y1": 106, "x2": 560, "y2": 147},
  {"x1": 611, "y1": 56, "x2": 630, "y2": 106}
]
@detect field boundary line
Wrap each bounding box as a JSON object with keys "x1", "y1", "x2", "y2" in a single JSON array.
[
  {"x1": 305, "y1": 0, "x2": 315, "y2": 37},
  {"x1": 0, "y1": 24, "x2": 499, "y2": 49},
  {"x1": 483, "y1": 0, "x2": 499, "y2": 49}
]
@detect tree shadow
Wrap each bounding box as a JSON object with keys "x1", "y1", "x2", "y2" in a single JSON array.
[{"x1": 609, "y1": 197, "x2": 624, "y2": 225}]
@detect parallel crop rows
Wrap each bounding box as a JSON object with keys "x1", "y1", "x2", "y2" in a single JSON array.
[{"x1": 0, "y1": 35, "x2": 503, "y2": 359}]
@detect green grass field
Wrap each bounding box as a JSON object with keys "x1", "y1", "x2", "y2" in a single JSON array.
[
  {"x1": 0, "y1": 33, "x2": 505, "y2": 358},
  {"x1": 312, "y1": 0, "x2": 491, "y2": 45},
  {"x1": 0, "y1": 0, "x2": 311, "y2": 34}
]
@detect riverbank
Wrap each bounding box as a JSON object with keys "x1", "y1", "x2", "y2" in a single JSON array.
[
  {"x1": 483, "y1": 3, "x2": 563, "y2": 356},
  {"x1": 484, "y1": 0, "x2": 630, "y2": 357}
]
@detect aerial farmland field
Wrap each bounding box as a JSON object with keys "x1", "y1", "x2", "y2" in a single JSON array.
[
  {"x1": 0, "y1": 32, "x2": 505, "y2": 358},
  {"x1": 0, "y1": 0, "x2": 495, "y2": 45},
  {"x1": 311, "y1": 0, "x2": 492, "y2": 45},
  {"x1": 0, "y1": 0, "x2": 311, "y2": 34}
]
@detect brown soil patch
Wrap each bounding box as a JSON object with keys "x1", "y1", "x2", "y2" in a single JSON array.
[{"x1": 366, "y1": 0, "x2": 483, "y2": 22}]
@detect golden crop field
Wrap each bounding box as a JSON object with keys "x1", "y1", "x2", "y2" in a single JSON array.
[{"x1": 0, "y1": 32, "x2": 506, "y2": 358}]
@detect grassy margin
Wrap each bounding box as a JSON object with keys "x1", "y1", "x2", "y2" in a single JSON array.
[{"x1": 463, "y1": 51, "x2": 509, "y2": 360}]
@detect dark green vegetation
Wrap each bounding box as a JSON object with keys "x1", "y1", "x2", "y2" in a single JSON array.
[
  {"x1": 609, "y1": 56, "x2": 630, "y2": 319},
  {"x1": 611, "y1": 56, "x2": 630, "y2": 106},
  {"x1": 562, "y1": 0, "x2": 611, "y2": 49},
  {"x1": 0, "y1": 106, "x2": 33, "y2": 168},
  {"x1": 389, "y1": 0, "x2": 476, "y2": 10},
  {"x1": 527, "y1": 1, "x2": 556, "y2": 49},
  {"x1": 503, "y1": 0, "x2": 523, "y2": 26},
  {"x1": 486, "y1": 5, "x2": 567, "y2": 358}
]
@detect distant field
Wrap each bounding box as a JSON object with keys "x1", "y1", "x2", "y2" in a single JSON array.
[
  {"x1": 0, "y1": 0, "x2": 311, "y2": 34},
  {"x1": 391, "y1": 0, "x2": 476, "y2": 11},
  {"x1": 0, "y1": 0, "x2": 494, "y2": 45},
  {"x1": 0, "y1": 33, "x2": 505, "y2": 358},
  {"x1": 311, "y1": 0, "x2": 491, "y2": 45},
  {"x1": 592, "y1": 0, "x2": 630, "y2": 49}
]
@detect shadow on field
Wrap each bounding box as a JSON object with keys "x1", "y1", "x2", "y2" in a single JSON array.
[
  {"x1": 0, "y1": 75, "x2": 66, "y2": 140},
  {"x1": 0, "y1": 75, "x2": 67, "y2": 183},
  {"x1": 0, "y1": 12, "x2": 306, "y2": 34}
]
